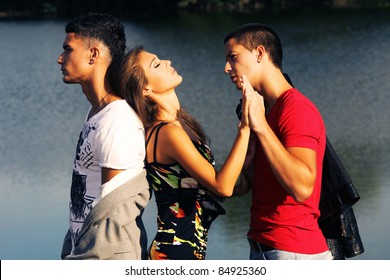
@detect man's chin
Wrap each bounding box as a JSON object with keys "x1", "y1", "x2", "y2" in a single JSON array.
[
  {"x1": 62, "y1": 77, "x2": 76, "y2": 84},
  {"x1": 235, "y1": 83, "x2": 243, "y2": 91}
]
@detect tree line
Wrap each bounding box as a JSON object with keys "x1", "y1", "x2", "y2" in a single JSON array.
[{"x1": 1, "y1": 0, "x2": 389, "y2": 19}]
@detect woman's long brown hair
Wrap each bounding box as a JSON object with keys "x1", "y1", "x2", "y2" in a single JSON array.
[{"x1": 109, "y1": 46, "x2": 208, "y2": 144}]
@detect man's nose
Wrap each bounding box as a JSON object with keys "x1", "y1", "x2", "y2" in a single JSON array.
[
  {"x1": 224, "y1": 61, "x2": 231, "y2": 73},
  {"x1": 57, "y1": 54, "x2": 63, "y2": 65}
]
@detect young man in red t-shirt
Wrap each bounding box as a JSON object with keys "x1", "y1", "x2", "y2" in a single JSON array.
[{"x1": 224, "y1": 23, "x2": 333, "y2": 260}]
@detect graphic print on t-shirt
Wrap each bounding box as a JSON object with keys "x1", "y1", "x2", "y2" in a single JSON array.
[
  {"x1": 70, "y1": 171, "x2": 88, "y2": 220},
  {"x1": 75, "y1": 124, "x2": 96, "y2": 168},
  {"x1": 70, "y1": 123, "x2": 96, "y2": 225}
]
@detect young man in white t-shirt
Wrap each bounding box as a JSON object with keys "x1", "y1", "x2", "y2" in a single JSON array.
[{"x1": 57, "y1": 13, "x2": 150, "y2": 260}]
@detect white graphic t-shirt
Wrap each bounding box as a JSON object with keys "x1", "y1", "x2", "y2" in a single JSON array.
[{"x1": 69, "y1": 100, "x2": 145, "y2": 254}]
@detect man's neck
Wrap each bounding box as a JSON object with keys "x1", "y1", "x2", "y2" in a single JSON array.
[
  {"x1": 81, "y1": 78, "x2": 112, "y2": 108},
  {"x1": 259, "y1": 71, "x2": 293, "y2": 112}
]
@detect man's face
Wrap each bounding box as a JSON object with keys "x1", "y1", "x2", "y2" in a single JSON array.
[
  {"x1": 57, "y1": 33, "x2": 91, "y2": 84},
  {"x1": 224, "y1": 38, "x2": 257, "y2": 90}
]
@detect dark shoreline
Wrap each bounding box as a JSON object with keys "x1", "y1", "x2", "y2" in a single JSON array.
[{"x1": 1, "y1": 4, "x2": 390, "y2": 20}]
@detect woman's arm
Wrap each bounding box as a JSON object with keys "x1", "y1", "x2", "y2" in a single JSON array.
[
  {"x1": 233, "y1": 132, "x2": 256, "y2": 196},
  {"x1": 157, "y1": 88, "x2": 251, "y2": 197},
  {"x1": 160, "y1": 123, "x2": 249, "y2": 197}
]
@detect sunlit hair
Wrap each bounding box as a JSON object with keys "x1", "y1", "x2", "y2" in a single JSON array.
[
  {"x1": 110, "y1": 46, "x2": 156, "y2": 128},
  {"x1": 110, "y1": 46, "x2": 208, "y2": 144},
  {"x1": 224, "y1": 23, "x2": 283, "y2": 69},
  {"x1": 65, "y1": 13, "x2": 126, "y2": 64}
]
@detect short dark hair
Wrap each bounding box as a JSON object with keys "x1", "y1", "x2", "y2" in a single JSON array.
[
  {"x1": 65, "y1": 13, "x2": 126, "y2": 63},
  {"x1": 224, "y1": 23, "x2": 283, "y2": 69}
]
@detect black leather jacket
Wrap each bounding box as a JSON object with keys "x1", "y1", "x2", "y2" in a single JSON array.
[{"x1": 319, "y1": 138, "x2": 364, "y2": 259}]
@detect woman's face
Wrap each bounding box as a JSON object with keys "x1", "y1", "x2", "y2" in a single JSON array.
[{"x1": 139, "y1": 51, "x2": 183, "y2": 94}]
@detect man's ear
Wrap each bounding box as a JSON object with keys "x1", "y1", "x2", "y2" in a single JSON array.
[
  {"x1": 255, "y1": 45, "x2": 265, "y2": 63},
  {"x1": 89, "y1": 47, "x2": 99, "y2": 64}
]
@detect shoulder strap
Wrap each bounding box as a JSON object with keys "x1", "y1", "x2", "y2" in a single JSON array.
[{"x1": 146, "y1": 122, "x2": 168, "y2": 162}]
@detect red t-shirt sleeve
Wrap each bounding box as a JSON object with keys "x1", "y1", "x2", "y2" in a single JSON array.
[{"x1": 279, "y1": 99, "x2": 323, "y2": 151}]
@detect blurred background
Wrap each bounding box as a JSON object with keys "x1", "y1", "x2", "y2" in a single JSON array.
[
  {"x1": 0, "y1": 0, "x2": 389, "y2": 260},
  {"x1": 1, "y1": 0, "x2": 390, "y2": 18}
]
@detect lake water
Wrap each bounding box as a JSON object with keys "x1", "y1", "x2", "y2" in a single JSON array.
[{"x1": 0, "y1": 9, "x2": 389, "y2": 260}]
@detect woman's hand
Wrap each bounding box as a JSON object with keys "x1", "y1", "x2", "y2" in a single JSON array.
[{"x1": 239, "y1": 75, "x2": 251, "y2": 130}]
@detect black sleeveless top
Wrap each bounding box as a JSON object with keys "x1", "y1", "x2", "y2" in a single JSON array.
[{"x1": 145, "y1": 122, "x2": 225, "y2": 260}]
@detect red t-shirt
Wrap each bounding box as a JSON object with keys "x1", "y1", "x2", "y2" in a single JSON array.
[{"x1": 247, "y1": 88, "x2": 328, "y2": 254}]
